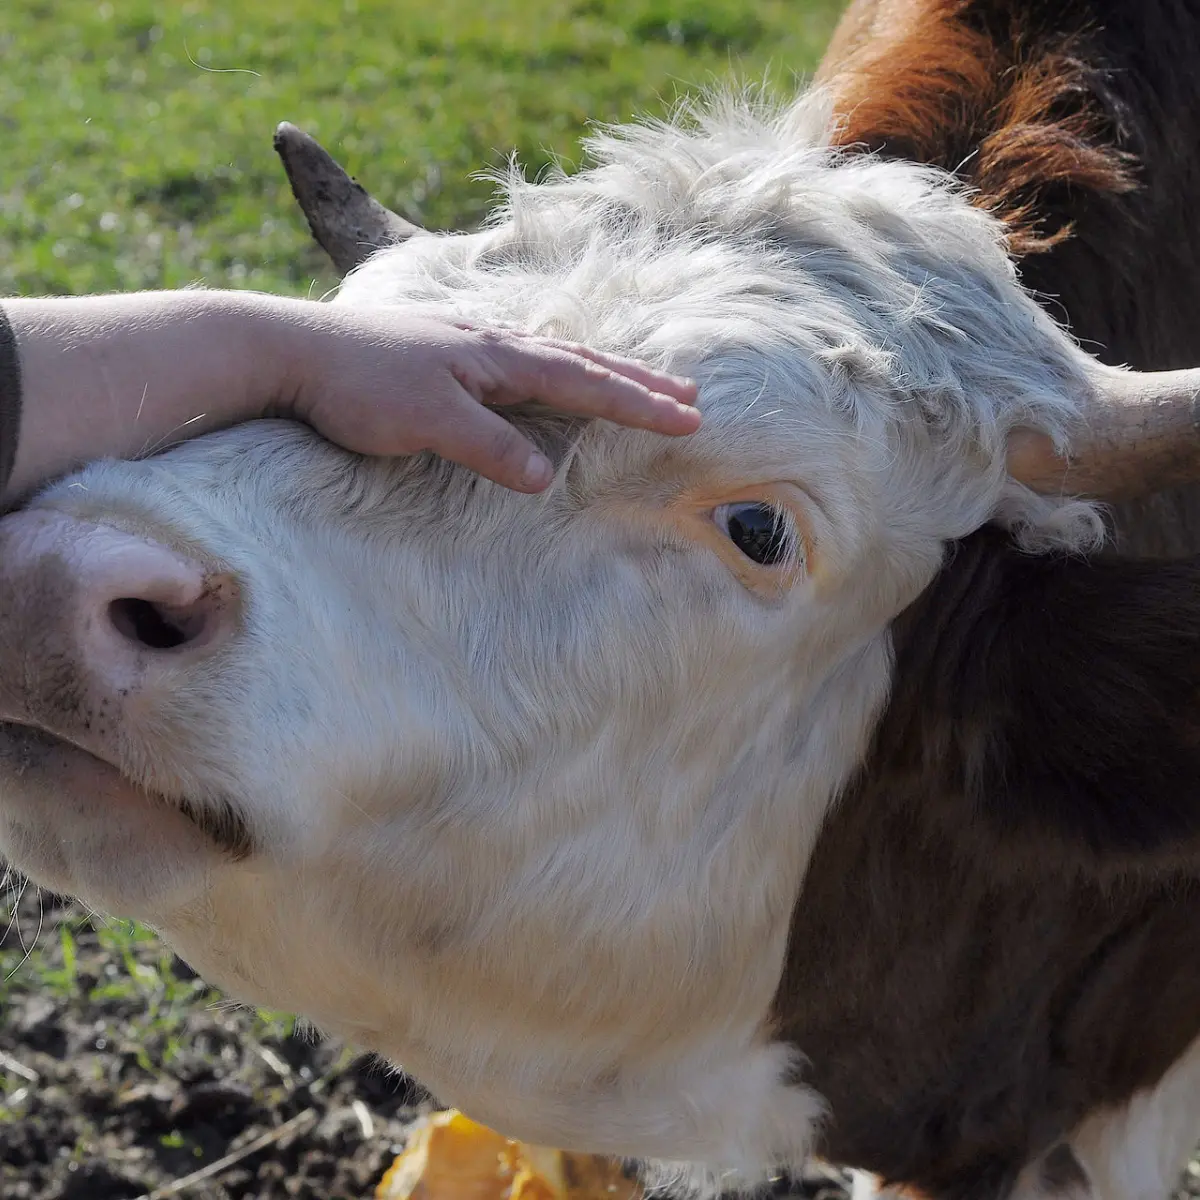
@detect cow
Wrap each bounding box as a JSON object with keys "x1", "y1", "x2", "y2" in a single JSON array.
[{"x1": 3, "y1": 60, "x2": 1200, "y2": 1200}]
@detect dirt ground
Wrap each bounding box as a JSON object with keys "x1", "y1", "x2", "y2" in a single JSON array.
[{"x1": 0, "y1": 891, "x2": 853, "y2": 1200}]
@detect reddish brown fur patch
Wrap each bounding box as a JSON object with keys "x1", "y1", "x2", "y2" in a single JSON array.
[{"x1": 819, "y1": 0, "x2": 1137, "y2": 256}]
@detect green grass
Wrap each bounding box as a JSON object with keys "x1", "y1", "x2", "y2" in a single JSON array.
[
  {"x1": 0, "y1": 904, "x2": 294, "y2": 1069},
  {"x1": 0, "y1": 0, "x2": 846, "y2": 300}
]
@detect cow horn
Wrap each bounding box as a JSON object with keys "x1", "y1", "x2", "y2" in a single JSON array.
[
  {"x1": 1006, "y1": 364, "x2": 1200, "y2": 500},
  {"x1": 273, "y1": 121, "x2": 424, "y2": 275}
]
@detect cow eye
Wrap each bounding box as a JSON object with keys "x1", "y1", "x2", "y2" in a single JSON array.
[{"x1": 714, "y1": 502, "x2": 795, "y2": 566}]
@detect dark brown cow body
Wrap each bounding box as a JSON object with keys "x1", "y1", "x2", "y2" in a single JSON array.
[
  {"x1": 818, "y1": 0, "x2": 1200, "y2": 555},
  {"x1": 772, "y1": 528, "x2": 1200, "y2": 1198}
]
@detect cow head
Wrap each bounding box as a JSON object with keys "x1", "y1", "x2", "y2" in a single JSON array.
[{"x1": 0, "y1": 91, "x2": 1184, "y2": 1177}]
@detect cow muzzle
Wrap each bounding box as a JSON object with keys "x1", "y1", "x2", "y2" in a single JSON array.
[{"x1": 0, "y1": 507, "x2": 240, "y2": 759}]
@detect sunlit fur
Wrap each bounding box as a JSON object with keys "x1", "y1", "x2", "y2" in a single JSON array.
[{"x1": 0, "y1": 88, "x2": 1112, "y2": 1181}]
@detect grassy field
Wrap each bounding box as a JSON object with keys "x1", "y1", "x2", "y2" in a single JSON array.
[
  {"x1": 0, "y1": 2, "x2": 847, "y2": 1197},
  {"x1": 0, "y1": 0, "x2": 844, "y2": 299}
]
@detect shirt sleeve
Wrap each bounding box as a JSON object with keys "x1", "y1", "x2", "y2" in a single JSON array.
[{"x1": 0, "y1": 304, "x2": 21, "y2": 495}]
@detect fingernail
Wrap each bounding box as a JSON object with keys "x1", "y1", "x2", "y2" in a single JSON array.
[{"x1": 521, "y1": 451, "x2": 554, "y2": 489}]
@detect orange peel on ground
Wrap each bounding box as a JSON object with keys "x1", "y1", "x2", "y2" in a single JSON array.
[{"x1": 375, "y1": 1110, "x2": 642, "y2": 1200}]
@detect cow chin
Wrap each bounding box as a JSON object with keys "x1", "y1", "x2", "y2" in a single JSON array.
[{"x1": 0, "y1": 720, "x2": 241, "y2": 915}]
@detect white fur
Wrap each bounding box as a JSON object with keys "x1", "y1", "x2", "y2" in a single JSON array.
[
  {"x1": 1066, "y1": 1033, "x2": 1200, "y2": 1199},
  {"x1": 0, "y1": 88, "x2": 1114, "y2": 1179}
]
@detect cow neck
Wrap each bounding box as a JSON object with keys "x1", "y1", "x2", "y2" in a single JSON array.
[{"x1": 769, "y1": 525, "x2": 1200, "y2": 1200}]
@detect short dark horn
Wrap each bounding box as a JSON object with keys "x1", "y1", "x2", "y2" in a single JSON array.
[{"x1": 273, "y1": 121, "x2": 424, "y2": 275}]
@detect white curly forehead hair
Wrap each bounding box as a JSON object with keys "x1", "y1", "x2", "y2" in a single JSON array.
[{"x1": 334, "y1": 88, "x2": 1107, "y2": 561}]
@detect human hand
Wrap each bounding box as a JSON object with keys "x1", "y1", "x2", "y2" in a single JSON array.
[{"x1": 286, "y1": 310, "x2": 701, "y2": 492}]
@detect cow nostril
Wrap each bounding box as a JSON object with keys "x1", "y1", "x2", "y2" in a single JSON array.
[{"x1": 108, "y1": 598, "x2": 200, "y2": 651}]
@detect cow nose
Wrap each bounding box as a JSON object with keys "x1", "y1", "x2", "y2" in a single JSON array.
[{"x1": 0, "y1": 510, "x2": 239, "y2": 680}]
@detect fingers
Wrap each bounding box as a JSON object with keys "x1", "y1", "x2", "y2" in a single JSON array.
[
  {"x1": 476, "y1": 334, "x2": 703, "y2": 436},
  {"x1": 421, "y1": 390, "x2": 554, "y2": 493},
  {"x1": 299, "y1": 309, "x2": 704, "y2": 492},
  {"x1": 499, "y1": 333, "x2": 699, "y2": 406}
]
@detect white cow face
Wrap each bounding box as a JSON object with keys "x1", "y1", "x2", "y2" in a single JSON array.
[{"x1": 0, "y1": 94, "x2": 1102, "y2": 1172}]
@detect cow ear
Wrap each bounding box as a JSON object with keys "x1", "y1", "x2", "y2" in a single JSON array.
[{"x1": 884, "y1": 528, "x2": 1200, "y2": 859}]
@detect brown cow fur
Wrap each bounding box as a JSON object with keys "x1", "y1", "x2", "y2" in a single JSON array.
[
  {"x1": 818, "y1": 0, "x2": 1137, "y2": 258},
  {"x1": 771, "y1": 526, "x2": 1200, "y2": 1199},
  {"x1": 818, "y1": 0, "x2": 1200, "y2": 371},
  {"x1": 817, "y1": 1, "x2": 1200, "y2": 556}
]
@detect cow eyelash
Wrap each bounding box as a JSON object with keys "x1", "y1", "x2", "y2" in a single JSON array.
[{"x1": 712, "y1": 502, "x2": 803, "y2": 568}]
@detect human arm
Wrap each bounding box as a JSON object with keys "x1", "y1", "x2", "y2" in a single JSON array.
[{"x1": 0, "y1": 290, "x2": 700, "y2": 501}]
